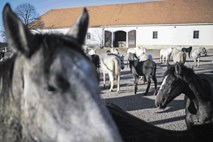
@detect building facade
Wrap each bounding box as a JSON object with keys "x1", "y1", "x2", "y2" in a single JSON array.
[{"x1": 31, "y1": 0, "x2": 213, "y2": 49}]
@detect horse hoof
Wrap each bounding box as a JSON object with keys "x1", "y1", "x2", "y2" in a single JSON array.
[{"x1": 110, "y1": 89, "x2": 113, "y2": 92}]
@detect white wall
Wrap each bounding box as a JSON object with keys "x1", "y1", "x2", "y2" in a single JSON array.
[
  {"x1": 137, "y1": 24, "x2": 213, "y2": 46},
  {"x1": 34, "y1": 24, "x2": 213, "y2": 48},
  {"x1": 86, "y1": 28, "x2": 103, "y2": 46}
]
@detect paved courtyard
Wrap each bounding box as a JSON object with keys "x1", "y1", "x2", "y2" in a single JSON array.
[{"x1": 97, "y1": 48, "x2": 213, "y2": 130}]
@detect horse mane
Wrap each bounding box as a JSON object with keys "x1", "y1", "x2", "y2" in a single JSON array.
[
  {"x1": 164, "y1": 64, "x2": 194, "y2": 79},
  {"x1": 33, "y1": 33, "x2": 89, "y2": 74},
  {"x1": 0, "y1": 54, "x2": 16, "y2": 89}
]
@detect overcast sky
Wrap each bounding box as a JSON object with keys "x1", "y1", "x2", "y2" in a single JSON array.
[{"x1": 0, "y1": 0, "x2": 158, "y2": 42}]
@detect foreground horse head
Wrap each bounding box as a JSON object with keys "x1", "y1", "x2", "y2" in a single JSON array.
[{"x1": 2, "y1": 4, "x2": 122, "y2": 142}]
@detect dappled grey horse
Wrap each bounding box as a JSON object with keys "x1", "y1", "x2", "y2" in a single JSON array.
[{"x1": 1, "y1": 4, "x2": 122, "y2": 142}]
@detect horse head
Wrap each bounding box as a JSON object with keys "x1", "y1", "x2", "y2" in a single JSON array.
[
  {"x1": 201, "y1": 47, "x2": 207, "y2": 56},
  {"x1": 3, "y1": 4, "x2": 121, "y2": 142},
  {"x1": 155, "y1": 63, "x2": 193, "y2": 109}
]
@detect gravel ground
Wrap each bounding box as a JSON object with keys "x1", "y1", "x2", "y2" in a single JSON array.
[{"x1": 97, "y1": 48, "x2": 213, "y2": 130}]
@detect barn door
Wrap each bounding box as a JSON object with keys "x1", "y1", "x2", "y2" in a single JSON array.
[
  {"x1": 104, "y1": 31, "x2": 112, "y2": 47},
  {"x1": 128, "y1": 30, "x2": 136, "y2": 47}
]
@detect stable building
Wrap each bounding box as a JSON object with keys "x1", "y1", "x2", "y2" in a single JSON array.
[{"x1": 30, "y1": 0, "x2": 213, "y2": 49}]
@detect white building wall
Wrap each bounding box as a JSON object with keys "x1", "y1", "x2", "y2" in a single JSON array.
[
  {"x1": 136, "y1": 24, "x2": 213, "y2": 46},
  {"x1": 137, "y1": 26, "x2": 175, "y2": 46},
  {"x1": 86, "y1": 28, "x2": 103, "y2": 46},
  {"x1": 34, "y1": 24, "x2": 213, "y2": 48}
]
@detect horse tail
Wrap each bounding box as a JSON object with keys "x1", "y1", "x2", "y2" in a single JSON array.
[{"x1": 114, "y1": 58, "x2": 120, "y2": 80}]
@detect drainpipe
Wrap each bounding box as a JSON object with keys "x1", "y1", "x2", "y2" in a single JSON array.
[
  {"x1": 102, "y1": 26, "x2": 105, "y2": 48},
  {"x1": 126, "y1": 31, "x2": 128, "y2": 48}
]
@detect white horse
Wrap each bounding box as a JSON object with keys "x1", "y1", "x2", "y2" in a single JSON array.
[
  {"x1": 160, "y1": 47, "x2": 173, "y2": 64},
  {"x1": 171, "y1": 47, "x2": 180, "y2": 57},
  {"x1": 139, "y1": 53, "x2": 153, "y2": 61},
  {"x1": 191, "y1": 47, "x2": 207, "y2": 67},
  {"x1": 101, "y1": 54, "x2": 124, "y2": 93},
  {"x1": 88, "y1": 49, "x2": 96, "y2": 55},
  {"x1": 172, "y1": 51, "x2": 186, "y2": 64},
  {"x1": 127, "y1": 47, "x2": 147, "y2": 58},
  {"x1": 110, "y1": 48, "x2": 119, "y2": 54}
]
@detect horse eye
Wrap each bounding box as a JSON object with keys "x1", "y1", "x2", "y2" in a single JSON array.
[{"x1": 47, "y1": 85, "x2": 57, "y2": 92}]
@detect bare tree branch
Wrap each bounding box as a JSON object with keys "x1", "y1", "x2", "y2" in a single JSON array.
[{"x1": 15, "y1": 3, "x2": 39, "y2": 26}]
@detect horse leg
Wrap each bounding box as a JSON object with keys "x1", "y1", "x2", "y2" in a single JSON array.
[
  {"x1": 152, "y1": 75, "x2": 158, "y2": 95},
  {"x1": 144, "y1": 77, "x2": 151, "y2": 95},
  {"x1": 143, "y1": 75, "x2": 146, "y2": 84},
  {"x1": 117, "y1": 74, "x2": 120, "y2": 93},
  {"x1": 134, "y1": 76, "x2": 139, "y2": 95},
  {"x1": 197, "y1": 57, "x2": 200, "y2": 67},
  {"x1": 103, "y1": 73, "x2": 106, "y2": 88},
  {"x1": 109, "y1": 72, "x2": 114, "y2": 92},
  {"x1": 166, "y1": 56, "x2": 169, "y2": 64},
  {"x1": 193, "y1": 59, "x2": 197, "y2": 67},
  {"x1": 97, "y1": 68, "x2": 100, "y2": 81}
]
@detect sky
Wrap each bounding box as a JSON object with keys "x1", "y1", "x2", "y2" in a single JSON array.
[{"x1": 0, "y1": 0, "x2": 157, "y2": 42}]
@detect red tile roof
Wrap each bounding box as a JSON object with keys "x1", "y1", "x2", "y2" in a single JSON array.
[{"x1": 29, "y1": 0, "x2": 213, "y2": 29}]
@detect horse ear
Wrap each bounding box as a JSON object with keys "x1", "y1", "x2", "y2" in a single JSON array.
[
  {"x1": 67, "y1": 8, "x2": 89, "y2": 45},
  {"x1": 175, "y1": 63, "x2": 182, "y2": 75},
  {"x1": 3, "y1": 3, "x2": 35, "y2": 57}
]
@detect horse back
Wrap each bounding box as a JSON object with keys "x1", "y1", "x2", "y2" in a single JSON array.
[
  {"x1": 129, "y1": 60, "x2": 156, "y2": 77},
  {"x1": 101, "y1": 56, "x2": 120, "y2": 75}
]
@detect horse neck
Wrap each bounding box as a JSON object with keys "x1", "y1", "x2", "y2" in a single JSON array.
[
  {"x1": 107, "y1": 103, "x2": 194, "y2": 141},
  {"x1": 182, "y1": 83, "x2": 198, "y2": 105},
  {"x1": 183, "y1": 71, "x2": 211, "y2": 104}
]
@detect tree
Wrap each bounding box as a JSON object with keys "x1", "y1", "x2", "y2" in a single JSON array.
[
  {"x1": 15, "y1": 3, "x2": 39, "y2": 26},
  {"x1": 0, "y1": 30, "x2": 7, "y2": 42},
  {"x1": 1, "y1": 3, "x2": 39, "y2": 42}
]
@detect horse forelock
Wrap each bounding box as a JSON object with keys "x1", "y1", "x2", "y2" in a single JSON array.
[{"x1": 34, "y1": 33, "x2": 89, "y2": 74}]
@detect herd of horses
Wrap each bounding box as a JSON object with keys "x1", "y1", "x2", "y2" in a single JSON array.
[{"x1": 1, "y1": 3, "x2": 213, "y2": 142}]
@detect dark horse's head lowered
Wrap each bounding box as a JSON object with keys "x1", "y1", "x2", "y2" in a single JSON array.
[{"x1": 2, "y1": 4, "x2": 122, "y2": 142}]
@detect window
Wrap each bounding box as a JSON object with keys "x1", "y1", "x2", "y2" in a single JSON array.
[
  {"x1": 153, "y1": 31, "x2": 158, "y2": 39},
  {"x1": 193, "y1": 31, "x2": 199, "y2": 39},
  {"x1": 86, "y1": 33, "x2": 91, "y2": 39}
]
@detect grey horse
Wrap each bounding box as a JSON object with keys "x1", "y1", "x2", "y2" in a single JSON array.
[{"x1": 1, "y1": 3, "x2": 122, "y2": 142}]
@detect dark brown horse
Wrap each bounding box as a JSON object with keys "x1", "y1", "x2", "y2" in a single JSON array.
[
  {"x1": 129, "y1": 59, "x2": 157, "y2": 95},
  {"x1": 107, "y1": 102, "x2": 213, "y2": 142},
  {"x1": 155, "y1": 63, "x2": 213, "y2": 129}
]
